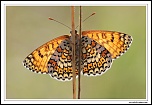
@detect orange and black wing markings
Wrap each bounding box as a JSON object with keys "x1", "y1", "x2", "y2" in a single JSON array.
[
  {"x1": 82, "y1": 30, "x2": 133, "y2": 59},
  {"x1": 47, "y1": 38, "x2": 78, "y2": 81},
  {"x1": 23, "y1": 35, "x2": 70, "y2": 74},
  {"x1": 81, "y1": 36, "x2": 113, "y2": 76}
]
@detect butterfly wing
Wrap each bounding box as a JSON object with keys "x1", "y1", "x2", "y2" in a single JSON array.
[
  {"x1": 23, "y1": 35, "x2": 70, "y2": 74},
  {"x1": 82, "y1": 30, "x2": 133, "y2": 59},
  {"x1": 47, "y1": 38, "x2": 78, "y2": 81},
  {"x1": 23, "y1": 35, "x2": 78, "y2": 81},
  {"x1": 81, "y1": 36, "x2": 113, "y2": 76}
]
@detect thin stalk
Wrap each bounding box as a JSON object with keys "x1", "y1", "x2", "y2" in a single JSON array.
[
  {"x1": 71, "y1": 6, "x2": 76, "y2": 99},
  {"x1": 78, "y1": 6, "x2": 82, "y2": 99}
]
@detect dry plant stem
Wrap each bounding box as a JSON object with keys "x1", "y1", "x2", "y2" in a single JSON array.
[
  {"x1": 71, "y1": 6, "x2": 76, "y2": 99},
  {"x1": 78, "y1": 6, "x2": 82, "y2": 99}
]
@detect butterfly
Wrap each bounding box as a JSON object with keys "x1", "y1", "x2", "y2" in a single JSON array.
[{"x1": 23, "y1": 30, "x2": 133, "y2": 81}]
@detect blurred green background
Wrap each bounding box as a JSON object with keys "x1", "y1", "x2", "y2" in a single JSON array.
[{"x1": 6, "y1": 6, "x2": 146, "y2": 99}]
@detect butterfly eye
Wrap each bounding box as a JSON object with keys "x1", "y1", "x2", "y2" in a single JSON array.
[{"x1": 70, "y1": 30, "x2": 77, "y2": 34}]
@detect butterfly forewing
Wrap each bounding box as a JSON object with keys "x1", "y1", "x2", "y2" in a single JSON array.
[
  {"x1": 23, "y1": 35, "x2": 70, "y2": 74},
  {"x1": 82, "y1": 30, "x2": 133, "y2": 59}
]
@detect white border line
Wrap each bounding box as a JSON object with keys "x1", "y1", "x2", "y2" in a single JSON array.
[
  {"x1": 2, "y1": 1, "x2": 151, "y2": 104},
  {"x1": 147, "y1": 2, "x2": 151, "y2": 104},
  {"x1": 2, "y1": 1, "x2": 151, "y2": 6}
]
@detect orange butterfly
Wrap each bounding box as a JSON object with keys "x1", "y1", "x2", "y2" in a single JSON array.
[{"x1": 23, "y1": 30, "x2": 133, "y2": 81}]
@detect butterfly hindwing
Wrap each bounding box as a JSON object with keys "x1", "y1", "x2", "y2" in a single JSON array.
[
  {"x1": 81, "y1": 36, "x2": 113, "y2": 76},
  {"x1": 48, "y1": 38, "x2": 78, "y2": 81}
]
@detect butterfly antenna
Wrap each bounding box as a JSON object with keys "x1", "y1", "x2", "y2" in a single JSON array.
[
  {"x1": 48, "y1": 17, "x2": 71, "y2": 30},
  {"x1": 75, "y1": 12, "x2": 96, "y2": 29}
]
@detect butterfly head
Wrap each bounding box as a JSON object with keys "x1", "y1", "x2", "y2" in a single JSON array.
[{"x1": 70, "y1": 30, "x2": 78, "y2": 35}]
